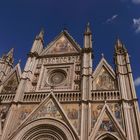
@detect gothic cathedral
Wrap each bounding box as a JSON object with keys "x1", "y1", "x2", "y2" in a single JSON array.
[{"x1": 0, "y1": 24, "x2": 140, "y2": 140}]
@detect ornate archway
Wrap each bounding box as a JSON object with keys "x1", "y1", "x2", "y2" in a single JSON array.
[
  {"x1": 12, "y1": 118, "x2": 76, "y2": 140},
  {"x1": 102, "y1": 138, "x2": 117, "y2": 140},
  {"x1": 95, "y1": 132, "x2": 120, "y2": 140},
  {"x1": 22, "y1": 124, "x2": 66, "y2": 140}
]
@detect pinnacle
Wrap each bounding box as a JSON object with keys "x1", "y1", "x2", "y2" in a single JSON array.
[
  {"x1": 115, "y1": 38, "x2": 127, "y2": 53},
  {"x1": 7, "y1": 48, "x2": 14, "y2": 57},
  {"x1": 36, "y1": 28, "x2": 44, "y2": 41},
  {"x1": 116, "y1": 38, "x2": 122, "y2": 47},
  {"x1": 39, "y1": 28, "x2": 44, "y2": 38},
  {"x1": 4, "y1": 48, "x2": 14, "y2": 64}
]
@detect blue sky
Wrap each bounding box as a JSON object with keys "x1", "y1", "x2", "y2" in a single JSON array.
[{"x1": 0, "y1": 0, "x2": 140, "y2": 104}]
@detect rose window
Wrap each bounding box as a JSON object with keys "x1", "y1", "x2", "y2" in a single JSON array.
[{"x1": 48, "y1": 70, "x2": 66, "y2": 86}]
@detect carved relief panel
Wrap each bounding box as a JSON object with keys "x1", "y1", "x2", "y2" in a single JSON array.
[
  {"x1": 38, "y1": 64, "x2": 74, "y2": 91},
  {"x1": 30, "y1": 55, "x2": 81, "y2": 92}
]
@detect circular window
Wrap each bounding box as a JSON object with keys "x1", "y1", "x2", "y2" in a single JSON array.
[{"x1": 48, "y1": 70, "x2": 66, "y2": 86}]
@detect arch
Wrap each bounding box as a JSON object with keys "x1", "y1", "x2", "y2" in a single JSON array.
[
  {"x1": 13, "y1": 118, "x2": 76, "y2": 140},
  {"x1": 95, "y1": 132, "x2": 120, "y2": 140}
]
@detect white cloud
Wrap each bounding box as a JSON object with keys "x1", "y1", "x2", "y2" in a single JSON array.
[
  {"x1": 120, "y1": 0, "x2": 140, "y2": 4},
  {"x1": 132, "y1": 0, "x2": 140, "y2": 4},
  {"x1": 134, "y1": 77, "x2": 140, "y2": 87},
  {"x1": 133, "y1": 18, "x2": 140, "y2": 33},
  {"x1": 105, "y1": 14, "x2": 118, "y2": 24}
]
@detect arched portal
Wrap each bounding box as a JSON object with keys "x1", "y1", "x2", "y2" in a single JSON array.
[
  {"x1": 95, "y1": 132, "x2": 119, "y2": 140},
  {"x1": 22, "y1": 124, "x2": 66, "y2": 140},
  {"x1": 12, "y1": 118, "x2": 76, "y2": 140},
  {"x1": 102, "y1": 137, "x2": 117, "y2": 140}
]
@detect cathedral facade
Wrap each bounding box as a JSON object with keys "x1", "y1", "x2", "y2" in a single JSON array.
[{"x1": 0, "y1": 24, "x2": 140, "y2": 140}]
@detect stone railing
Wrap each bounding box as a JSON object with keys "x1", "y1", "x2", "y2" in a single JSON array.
[
  {"x1": 0, "y1": 91, "x2": 120, "y2": 103},
  {"x1": 0, "y1": 93, "x2": 15, "y2": 102},
  {"x1": 91, "y1": 90, "x2": 120, "y2": 101},
  {"x1": 23, "y1": 91, "x2": 81, "y2": 102}
]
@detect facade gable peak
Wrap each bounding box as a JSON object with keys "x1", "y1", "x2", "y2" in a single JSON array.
[
  {"x1": 90, "y1": 104, "x2": 126, "y2": 140},
  {"x1": 40, "y1": 30, "x2": 81, "y2": 56}
]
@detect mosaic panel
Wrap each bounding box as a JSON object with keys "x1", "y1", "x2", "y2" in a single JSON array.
[{"x1": 62, "y1": 103, "x2": 80, "y2": 133}]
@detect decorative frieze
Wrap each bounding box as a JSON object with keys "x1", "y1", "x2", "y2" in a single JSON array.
[{"x1": 42, "y1": 55, "x2": 80, "y2": 65}]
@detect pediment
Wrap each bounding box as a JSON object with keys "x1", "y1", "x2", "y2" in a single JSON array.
[
  {"x1": 92, "y1": 58, "x2": 117, "y2": 90},
  {"x1": 41, "y1": 30, "x2": 81, "y2": 56},
  {"x1": 90, "y1": 104, "x2": 126, "y2": 140},
  {"x1": 9, "y1": 93, "x2": 79, "y2": 139}
]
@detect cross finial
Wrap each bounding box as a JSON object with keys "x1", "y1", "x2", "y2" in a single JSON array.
[{"x1": 84, "y1": 22, "x2": 92, "y2": 34}]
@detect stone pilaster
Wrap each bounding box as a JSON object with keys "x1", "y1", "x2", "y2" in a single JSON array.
[{"x1": 80, "y1": 23, "x2": 93, "y2": 140}]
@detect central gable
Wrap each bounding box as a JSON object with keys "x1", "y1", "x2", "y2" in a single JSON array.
[{"x1": 41, "y1": 30, "x2": 81, "y2": 56}]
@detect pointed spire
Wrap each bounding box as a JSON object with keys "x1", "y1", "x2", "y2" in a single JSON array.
[
  {"x1": 7, "y1": 48, "x2": 14, "y2": 57},
  {"x1": 84, "y1": 22, "x2": 92, "y2": 35},
  {"x1": 115, "y1": 38, "x2": 127, "y2": 53},
  {"x1": 116, "y1": 38, "x2": 123, "y2": 48},
  {"x1": 36, "y1": 28, "x2": 44, "y2": 41}
]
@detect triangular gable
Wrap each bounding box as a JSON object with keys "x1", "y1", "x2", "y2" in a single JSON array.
[
  {"x1": 0, "y1": 63, "x2": 21, "y2": 93},
  {"x1": 90, "y1": 104, "x2": 126, "y2": 140},
  {"x1": 92, "y1": 58, "x2": 117, "y2": 90},
  {"x1": 9, "y1": 93, "x2": 79, "y2": 139},
  {"x1": 40, "y1": 30, "x2": 81, "y2": 56}
]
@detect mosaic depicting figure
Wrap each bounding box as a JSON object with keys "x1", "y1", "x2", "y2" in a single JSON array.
[
  {"x1": 48, "y1": 37, "x2": 75, "y2": 54},
  {"x1": 100, "y1": 120, "x2": 115, "y2": 132},
  {"x1": 95, "y1": 68, "x2": 116, "y2": 90},
  {"x1": 62, "y1": 104, "x2": 80, "y2": 133},
  {"x1": 92, "y1": 104, "x2": 103, "y2": 127}
]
